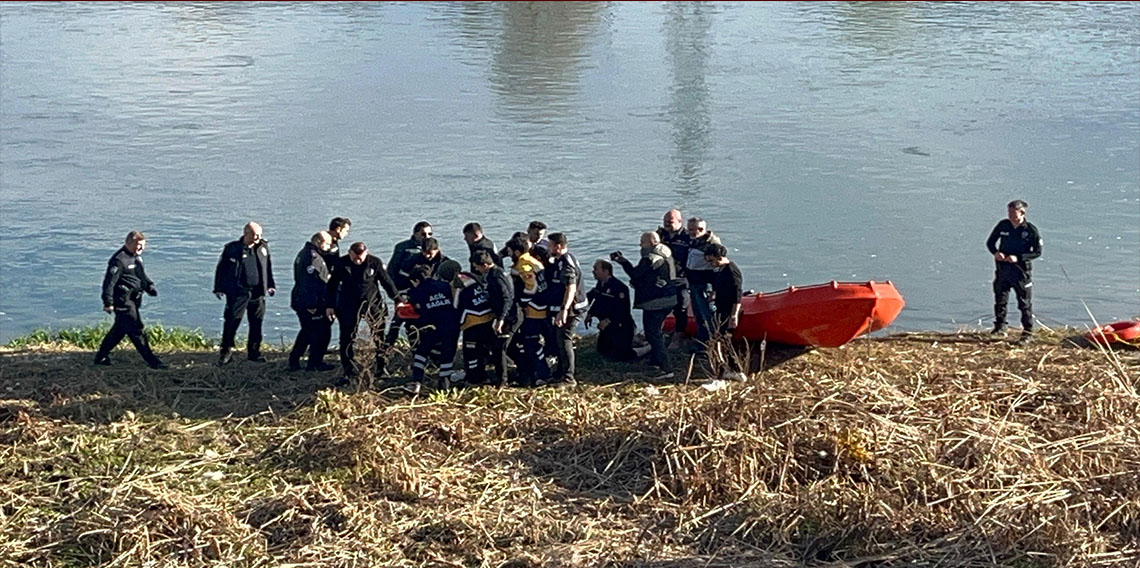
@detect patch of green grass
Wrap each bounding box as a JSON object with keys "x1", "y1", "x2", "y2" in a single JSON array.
[{"x1": 5, "y1": 323, "x2": 216, "y2": 350}]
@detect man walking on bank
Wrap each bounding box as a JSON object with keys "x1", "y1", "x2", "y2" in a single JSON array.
[
  {"x1": 213, "y1": 222, "x2": 276, "y2": 366},
  {"x1": 986, "y1": 199, "x2": 1042, "y2": 344},
  {"x1": 327, "y1": 241, "x2": 399, "y2": 382},
  {"x1": 289, "y1": 231, "x2": 336, "y2": 372},
  {"x1": 93, "y1": 231, "x2": 167, "y2": 369}
]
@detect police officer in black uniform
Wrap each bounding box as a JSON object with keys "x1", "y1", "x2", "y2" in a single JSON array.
[
  {"x1": 93, "y1": 231, "x2": 167, "y2": 369},
  {"x1": 386, "y1": 221, "x2": 433, "y2": 344},
  {"x1": 327, "y1": 241, "x2": 399, "y2": 381},
  {"x1": 472, "y1": 250, "x2": 514, "y2": 386},
  {"x1": 289, "y1": 231, "x2": 336, "y2": 372},
  {"x1": 542, "y1": 232, "x2": 589, "y2": 386},
  {"x1": 986, "y1": 199, "x2": 1043, "y2": 343},
  {"x1": 584, "y1": 258, "x2": 644, "y2": 363},
  {"x1": 213, "y1": 222, "x2": 276, "y2": 366}
]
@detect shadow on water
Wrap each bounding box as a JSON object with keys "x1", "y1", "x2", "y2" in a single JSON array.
[
  {"x1": 0, "y1": 349, "x2": 335, "y2": 424},
  {"x1": 487, "y1": 2, "x2": 605, "y2": 126},
  {"x1": 665, "y1": 2, "x2": 714, "y2": 200}
]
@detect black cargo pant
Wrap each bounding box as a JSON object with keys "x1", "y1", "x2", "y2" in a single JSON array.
[
  {"x1": 597, "y1": 317, "x2": 637, "y2": 362},
  {"x1": 221, "y1": 290, "x2": 265, "y2": 357},
  {"x1": 993, "y1": 263, "x2": 1033, "y2": 331},
  {"x1": 338, "y1": 300, "x2": 387, "y2": 377},
  {"x1": 412, "y1": 322, "x2": 459, "y2": 382},
  {"x1": 462, "y1": 322, "x2": 497, "y2": 384},
  {"x1": 94, "y1": 301, "x2": 161, "y2": 366},
  {"x1": 290, "y1": 308, "x2": 332, "y2": 369},
  {"x1": 509, "y1": 317, "x2": 550, "y2": 386},
  {"x1": 550, "y1": 310, "x2": 582, "y2": 381}
]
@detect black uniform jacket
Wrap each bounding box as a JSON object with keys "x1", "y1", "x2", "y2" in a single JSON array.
[
  {"x1": 547, "y1": 252, "x2": 589, "y2": 314},
  {"x1": 468, "y1": 236, "x2": 502, "y2": 267},
  {"x1": 656, "y1": 227, "x2": 693, "y2": 278},
  {"x1": 587, "y1": 276, "x2": 634, "y2": 326},
  {"x1": 485, "y1": 265, "x2": 515, "y2": 323},
  {"x1": 397, "y1": 253, "x2": 447, "y2": 292},
  {"x1": 409, "y1": 278, "x2": 459, "y2": 330},
  {"x1": 986, "y1": 220, "x2": 1042, "y2": 273},
  {"x1": 214, "y1": 239, "x2": 275, "y2": 296},
  {"x1": 327, "y1": 255, "x2": 398, "y2": 309},
  {"x1": 291, "y1": 242, "x2": 331, "y2": 311},
  {"x1": 102, "y1": 247, "x2": 155, "y2": 308},
  {"x1": 388, "y1": 238, "x2": 422, "y2": 281}
]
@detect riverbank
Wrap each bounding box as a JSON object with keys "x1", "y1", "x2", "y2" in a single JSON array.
[{"x1": 1, "y1": 330, "x2": 1137, "y2": 567}]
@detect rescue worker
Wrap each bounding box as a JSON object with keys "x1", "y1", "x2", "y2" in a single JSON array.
[
  {"x1": 505, "y1": 236, "x2": 551, "y2": 386},
  {"x1": 455, "y1": 260, "x2": 495, "y2": 385},
  {"x1": 386, "y1": 221, "x2": 433, "y2": 344},
  {"x1": 327, "y1": 241, "x2": 399, "y2": 381},
  {"x1": 704, "y1": 243, "x2": 746, "y2": 381},
  {"x1": 213, "y1": 222, "x2": 275, "y2": 366},
  {"x1": 584, "y1": 259, "x2": 649, "y2": 362},
  {"x1": 406, "y1": 265, "x2": 460, "y2": 389},
  {"x1": 289, "y1": 231, "x2": 335, "y2": 372},
  {"x1": 657, "y1": 209, "x2": 693, "y2": 347},
  {"x1": 541, "y1": 232, "x2": 589, "y2": 386},
  {"x1": 92, "y1": 231, "x2": 167, "y2": 369},
  {"x1": 472, "y1": 250, "x2": 515, "y2": 386},
  {"x1": 986, "y1": 199, "x2": 1042, "y2": 344},
  {"x1": 463, "y1": 222, "x2": 502, "y2": 268},
  {"x1": 684, "y1": 217, "x2": 722, "y2": 347},
  {"x1": 612, "y1": 232, "x2": 678, "y2": 380}
]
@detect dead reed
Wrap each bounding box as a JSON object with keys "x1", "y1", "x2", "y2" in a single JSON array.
[{"x1": 1, "y1": 329, "x2": 1137, "y2": 567}]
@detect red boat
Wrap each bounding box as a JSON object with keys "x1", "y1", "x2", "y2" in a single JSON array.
[
  {"x1": 1084, "y1": 321, "x2": 1140, "y2": 346},
  {"x1": 665, "y1": 280, "x2": 905, "y2": 348}
]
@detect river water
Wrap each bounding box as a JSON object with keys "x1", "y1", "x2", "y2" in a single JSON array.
[{"x1": 1, "y1": 2, "x2": 1137, "y2": 343}]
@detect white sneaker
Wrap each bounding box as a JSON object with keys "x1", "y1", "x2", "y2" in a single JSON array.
[{"x1": 723, "y1": 371, "x2": 747, "y2": 382}]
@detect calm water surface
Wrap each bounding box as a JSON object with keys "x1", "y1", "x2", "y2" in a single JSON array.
[{"x1": 1, "y1": 2, "x2": 1137, "y2": 343}]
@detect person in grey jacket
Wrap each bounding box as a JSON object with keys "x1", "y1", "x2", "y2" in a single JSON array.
[
  {"x1": 611, "y1": 231, "x2": 678, "y2": 380},
  {"x1": 684, "y1": 217, "x2": 722, "y2": 346}
]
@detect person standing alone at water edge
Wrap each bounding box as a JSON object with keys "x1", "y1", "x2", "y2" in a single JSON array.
[
  {"x1": 986, "y1": 200, "x2": 1042, "y2": 344},
  {"x1": 213, "y1": 222, "x2": 275, "y2": 366},
  {"x1": 92, "y1": 231, "x2": 167, "y2": 369}
]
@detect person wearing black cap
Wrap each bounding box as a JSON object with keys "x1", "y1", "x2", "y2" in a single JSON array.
[
  {"x1": 327, "y1": 241, "x2": 399, "y2": 381},
  {"x1": 986, "y1": 199, "x2": 1042, "y2": 344},
  {"x1": 93, "y1": 231, "x2": 167, "y2": 369},
  {"x1": 213, "y1": 222, "x2": 275, "y2": 366},
  {"x1": 289, "y1": 231, "x2": 336, "y2": 372}
]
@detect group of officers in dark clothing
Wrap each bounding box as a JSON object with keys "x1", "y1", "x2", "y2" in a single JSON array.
[{"x1": 93, "y1": 200, "x2": 1040, "y2": 384}]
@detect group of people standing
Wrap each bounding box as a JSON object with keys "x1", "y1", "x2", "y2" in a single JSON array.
[
  {"x1": 92, "y1": 209, "x2": 746, "y2": 387},
  {"x1": 91, "y1": 200, "x2": 1041, "y2": 383}
]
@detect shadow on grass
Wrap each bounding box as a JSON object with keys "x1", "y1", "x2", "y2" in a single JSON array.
[
  {"x1": 0, "y1": 348, "x2": 338, "y2": 423},
  {"x1": 573, "y1": 335, "x2": 810, "y2": 387}
]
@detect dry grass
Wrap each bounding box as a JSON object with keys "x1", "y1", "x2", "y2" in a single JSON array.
[{"x1": 1, "y1": 329, "x2": 1137, "y2": 567}]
